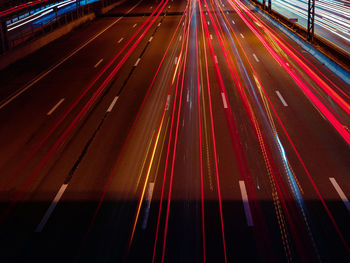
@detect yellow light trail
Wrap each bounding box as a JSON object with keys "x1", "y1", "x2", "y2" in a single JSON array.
[{"x1": 127, "y1": 112, "x2": 166, "y2": 249}]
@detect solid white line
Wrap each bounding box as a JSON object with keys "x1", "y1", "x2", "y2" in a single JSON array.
[
  {"x1": 107, "y1": 96, "x2": 119, "y2": 112},
  {"x1": 118, "y1": 37, "x2": 124, "y2": 43},
  {"x1": 330, "y1": 177, "x2": 350, "y2": 211},
  {"x1": 157, "y1": 22, "x2": 161, "y2": 27},
  {"x1": 232, "y1": 20, "x2": 235, "y2": 24},
  {"x1": 240, "y1": 33, "x2": 245, "y2": 38},
  {"x1": 175, "y1": 57, "x2": 178, "y2": 65},
  {"x1": 276, "y1": 91, "x2": 288, "y2": 106},
  {"x1": 94, "y1": 58, "x2": 103, "y2": 68},
  {"x1": 35, "y1": 184, "x2": 68, "y2": 232},
  {"x1": 179, "y1": 35, "x2": 182, "y2": 41},
  {"x1": 134, "y1": 58, "x2": 141, "y2": 67},
  {"x1": 239, "y1": 181, "x2": 254, "y2": 226},
  {"x1": 47, "y1": 98, "x2": 65, "y2": 116},
  {"x1": 0, "y1": 2, "x2": 140, "y2": 111},
  {"x1": 252, "y1": 53, "x2": 259, "y2": 62},
  {"x1": 215, "y1": 55, "x2": 218, "y2": 64},
  {"x1": 207, "y1": 21, "x2": 210, "y2": 25},
  {"x1": 133, "y1": 23, "x2": 137, "y2": 28},
  {"x1": 149, "y1": 36, "x2": 153, "y2": 42},
  {"x1": 210, "y1": 34, "x2": 213, "y2": 40},
  {"x1": 221, "y1": 92, "x2": 228, "y2": 108}
]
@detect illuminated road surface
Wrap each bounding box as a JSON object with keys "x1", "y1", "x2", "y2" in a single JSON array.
[{"x1": 0, "y1": 0, "x2": 349, "y2": 262}]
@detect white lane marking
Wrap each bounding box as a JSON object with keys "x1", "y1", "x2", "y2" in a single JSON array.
[
  {"x1": 157, "y1": 22, "x2": 161, "y2": 27},
  {"x1": 207, "y1": 21, "x2": 210, "y2": 25},
  {"x1": 134, "y1": 58, "x2": 141, "y2": 67},
  {"x1": 232, "y1": 20, "x2": 235, "y2": 24},
  {"x1": 330, "y1": 178, "x2": 350, "y2": 212},
  {"x1": 0, "y1": 2, "x2": 140, "y2": 111},
  {"x1": 107, "y1": 96, "x2": 119, "y2": 112},
  {"x1": 35, "y1": 184, "x2": 68, "y2": 232},
  {"x1": 215, "y1": 55, "x2": 218, "y2": 64},
  {"x1": 252, "y1": 53, "x2": 259, "y2": 62},
  {"x1": 239, "y1": 181, "x2": 254, "y2": 226},
  {"x1": 175, "y1": 57, "x2": 178, "y2": 65},
  {"x1": 276, "y1": 91, "x2": 288, "y2": 106},
  {"x1": 149, "y1": 36, "x2": 153, "y2": 42},
  {"x1": 240, "y1": 33, "x2": 245, "y2": 38},
  {"x1": 142, "y1": 182, "x2": 155, "y2": 229},
  {"x1": 179, "y1": 35, "x2": 182, "y2": 41},
  {"x1": 118, "y1": 37, "x2": 124, "y2": 43},
  {"x1": 227, "y1": 11, "x2": 229, "y2": 14},
  {"x1": 210, "y1": 34, "x2": 213, "y2": 40},
  {"x1": 187, "y1": 89, "x2": 190, "y2": 102},
  {"x1": 166, "y1": 95, "x2": 171, "y2": 110},
  {"x1": 221, "y1": 92, "x2": 228, "y2": 108},
  {"x1": 94, "y1": 58, "x2": 103, "y2": 68},
  {"x1": 47, "y1": 98, "x2": 65, "y2": 116},
  {"x1": 168, "y1": 5, "x2": 171, "y2": 8},
  {"x1": 133, "y1": 23, "x2": 137, "y2": 28}
]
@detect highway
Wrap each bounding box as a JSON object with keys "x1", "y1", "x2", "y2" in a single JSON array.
[{"x1": 0, "y1": 0, "x2": 349, "y2": 262}]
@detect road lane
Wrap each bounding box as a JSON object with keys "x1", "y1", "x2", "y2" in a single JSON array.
[{"x1": 0, "y1": 0, "x2": 349, "y2": 262}]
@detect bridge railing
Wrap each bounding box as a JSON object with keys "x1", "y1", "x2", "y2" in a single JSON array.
[{"x1": 0, "y1": 0, "x2": 117, "y2": 54}]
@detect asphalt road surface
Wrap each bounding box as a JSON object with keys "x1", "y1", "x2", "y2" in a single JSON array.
[{"x1": 0, "y1": 0, "x2": 349, "y2": 262}]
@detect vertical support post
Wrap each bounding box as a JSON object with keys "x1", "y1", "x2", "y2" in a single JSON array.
[
  {"x1": 54, "y1": 6, "x2": 58, "y2": 20},
  {"x1": 0, "y1": 19, "x2": 9, "y2": 53},
  {"x1": 267, "y1": 0, "x2": 271, "y2": 12},
  {"x1": 307, "y1": 0, "x2": 315, "y2": 41},
  {"x1": 76, "y1": 0, "x2": 81, "y2": 18}
]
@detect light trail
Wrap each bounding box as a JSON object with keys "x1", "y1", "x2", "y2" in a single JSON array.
[
  {"x1": 273, "y1": 0, "x2": 350, "y2": 42},
  {"x1": 228, "y1": 0, "x2": 350, "y2": 145},
  {"x1": 160, "y1": 1, "x2": 193, "y2": 260},
  {"x1": 152, "y1": 4, "x2": 192, "y2": 262},
  {"x1": 195, "y1": 4, "x2": 206, "y2": 261},
  {"x1": 0, "y1": 0, "x2": 170, "y2": 221}
]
